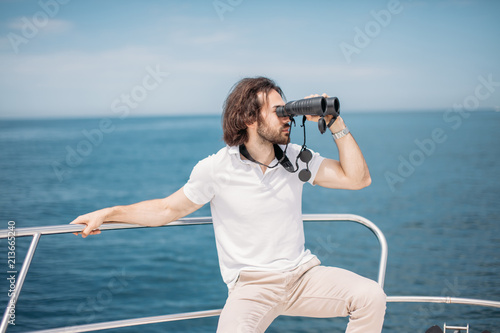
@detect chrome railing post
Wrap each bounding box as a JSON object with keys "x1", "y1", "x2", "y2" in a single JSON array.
[
  {"x1": 302, "y1": 214, "x2": 388, "y2": 288},
  {"x1": 0, "y1": 233, "x2": 41, "y2": 333}
]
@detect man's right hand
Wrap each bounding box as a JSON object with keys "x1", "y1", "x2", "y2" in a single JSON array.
[{"x1": 70, "y1": 208, "x2": 111, "y2": 238}]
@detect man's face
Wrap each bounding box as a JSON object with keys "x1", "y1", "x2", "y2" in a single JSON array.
[{"x1": 256, "y1": 89, "x2": 290, "y2": 145}]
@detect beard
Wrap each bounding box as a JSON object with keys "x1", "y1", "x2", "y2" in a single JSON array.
[{"x1": 256, "y1": 118, "x2": 290, "y2": 145}]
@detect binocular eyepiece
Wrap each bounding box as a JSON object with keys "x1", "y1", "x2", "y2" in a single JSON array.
[{"x1": 276, "y1": 96, "x2": 340, "y2": 134}]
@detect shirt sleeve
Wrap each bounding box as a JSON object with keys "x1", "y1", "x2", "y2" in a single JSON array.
[
  {"x1": 183, "y1": 156, "x2": 215, "y2": 205},
  {"x1": 284, "y1": 144, "x2": 325, "y2": 186},
  {"x1": 306, "y1": 148, "x2": 325, "y2": 185}
]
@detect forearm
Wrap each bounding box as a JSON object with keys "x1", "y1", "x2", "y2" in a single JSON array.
[
  {"x1": 103, "y1": 198, "x2": 174, "y2": 227},
  {"x1": 72, "y1": 187, "x2": 201, "y2": 237},
  {"x1": 327, "y1": 116, "x2": 371, "y2": 189},
  {"x1": 334, "y1": 132, "x2": 371, "y2": 188}
]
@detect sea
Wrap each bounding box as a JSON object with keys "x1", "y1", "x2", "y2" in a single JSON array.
[{"x1": 0, "y1": 111, "x2": 499, "y2": 332}]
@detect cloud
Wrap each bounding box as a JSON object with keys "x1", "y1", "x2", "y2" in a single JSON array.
[
  {"x1": 441, "y1": 0, "x2": 475, "y2": 6},
  {"x1": 0, "y1": 17, "x2": 74, "y2": 54},
  {"x1": 0, "y1": 37, "x2": 13, "y2": 51},
  {"x1": 7, "y1": 17, "x2": 73, "y2": 34},
  {"x1": 0, "y1": 46, "x2": 173, "y2": 117},
  {"x1": 190, "y1": 31, "x2": 236, "y2": 45},
  {"x1": 0, "y1": 41, "x2": 403, "y2": 118},
  {"x1": 167, "y1": 28, "x2": 237, "y2": 47},
  {"x1": 41, "y1": 18, "x2": 73, "y2": 34}
]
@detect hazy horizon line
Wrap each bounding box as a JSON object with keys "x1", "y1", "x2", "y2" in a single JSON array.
[{"x1": 1, "y1": 108, "x2": 498, "y2": 121}]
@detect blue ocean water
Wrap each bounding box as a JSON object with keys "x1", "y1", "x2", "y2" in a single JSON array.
[{"x1": 0, "y1": 111, "x2": 499, "y2": 332}]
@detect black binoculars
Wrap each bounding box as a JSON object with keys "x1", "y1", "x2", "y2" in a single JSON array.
[{"x1": 276, "y1": 97, "x2": 340, "y2": 134}]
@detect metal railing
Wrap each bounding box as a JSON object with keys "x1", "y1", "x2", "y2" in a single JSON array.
[{"x1": 0, "y1": 214, "x2": 499, "y2": 332}]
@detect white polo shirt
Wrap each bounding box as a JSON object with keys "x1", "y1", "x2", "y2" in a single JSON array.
[{"x1": 183, "y1": 144, "x2": 325, "y2": 288}]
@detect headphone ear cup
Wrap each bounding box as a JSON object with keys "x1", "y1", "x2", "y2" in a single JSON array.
[
  {"x1": 299, "y1": 149, "x2": 312, "y2": 163},
  {"x1": 318, "y1": 117, "x2": 327, "y2": 134},
  {"x1": 298, "y1": 169, "x2": 311, "y2": 182}
]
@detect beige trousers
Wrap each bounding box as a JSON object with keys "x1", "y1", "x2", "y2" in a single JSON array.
[{"x1": 217, "y1": 258, "x2": 386, "y2": 333}]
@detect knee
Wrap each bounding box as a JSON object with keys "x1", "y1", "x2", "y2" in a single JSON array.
[
  {"x1": 352, "y1": 280, "x2": 386, "y2": 313},
  {"x1": 362, "y1": 281, "x2": 387, "y2": 313}
]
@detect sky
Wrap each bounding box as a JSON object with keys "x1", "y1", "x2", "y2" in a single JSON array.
[{"x1": 0, "y1": 0, "x2": 499, "y2": 118}]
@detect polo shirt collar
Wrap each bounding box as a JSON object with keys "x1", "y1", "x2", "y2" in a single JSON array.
[
  {"x1": 227, "y1": 145, "x2": 240, "y2": 156},
  {"x1": 227, "y1": 145, "x2": 280, "y2": 171}
]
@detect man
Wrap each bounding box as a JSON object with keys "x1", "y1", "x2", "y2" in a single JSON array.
[{"x1": 71, "y1": 77, "x2": 386, "y2": 332}]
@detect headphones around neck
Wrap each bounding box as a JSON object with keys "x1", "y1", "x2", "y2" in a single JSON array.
[{"x1": 238, "y1": 116, "x2": 312, "y2": 182}]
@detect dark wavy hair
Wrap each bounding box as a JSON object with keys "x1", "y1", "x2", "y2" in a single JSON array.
[{"x1": 222, "y1": 77, "x2": 284, "y2": 146}]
